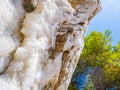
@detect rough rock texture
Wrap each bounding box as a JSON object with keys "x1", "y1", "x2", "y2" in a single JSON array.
[{"x1": 0, "y1": 0, "x2": 101, "y2": 90}]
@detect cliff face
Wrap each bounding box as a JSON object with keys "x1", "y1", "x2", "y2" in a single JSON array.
[{"x1": 0, "y1": 0, "x2": 101, "y2": 90}]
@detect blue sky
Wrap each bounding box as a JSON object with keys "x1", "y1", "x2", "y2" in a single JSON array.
[{"x1": 88, "y1": 0, "x2": 120, "y2": 45}]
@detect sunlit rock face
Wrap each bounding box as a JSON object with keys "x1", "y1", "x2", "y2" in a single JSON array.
[{"x1": 0, "y1": 0, "x2": 101, "y2": 90}]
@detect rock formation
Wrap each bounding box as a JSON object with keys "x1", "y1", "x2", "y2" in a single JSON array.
[{"x1": 0, "y1": 0, "x2": 101, "y2": 90}]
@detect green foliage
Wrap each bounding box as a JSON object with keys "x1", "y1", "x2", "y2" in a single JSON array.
[
  {"x1": 103, "y1": 49, "x2": 120, "y2": 86},
  {"x1": 71, "y1": 30, "x2": 120, "y2": 89},
  {"x1": 68, "y1": 82, "x2": 78, "y2": 90},
  {"x1": 83, "y1": 75, "x2": 95, "y2": 90},
  {"x1": 80, "y1": 30, "x2": 112, "y2": 67}
]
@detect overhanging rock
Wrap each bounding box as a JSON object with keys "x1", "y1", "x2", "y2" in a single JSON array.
[{"x1": 0, "y1": 0, "x2": 101, "y2": 90}]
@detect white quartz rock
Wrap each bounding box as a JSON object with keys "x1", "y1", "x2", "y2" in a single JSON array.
[{"x1": 0, "y1": 0, "x2": 24, "y2": 73}]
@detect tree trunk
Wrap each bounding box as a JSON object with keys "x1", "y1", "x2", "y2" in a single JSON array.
[{"x1": 0, "y1": 0, "x2": 101, "y2": 90}]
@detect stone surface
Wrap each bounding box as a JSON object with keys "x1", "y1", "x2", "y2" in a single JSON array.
[{"x1": 0, "y1": 0, "x2": 101, "y2": 90}]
